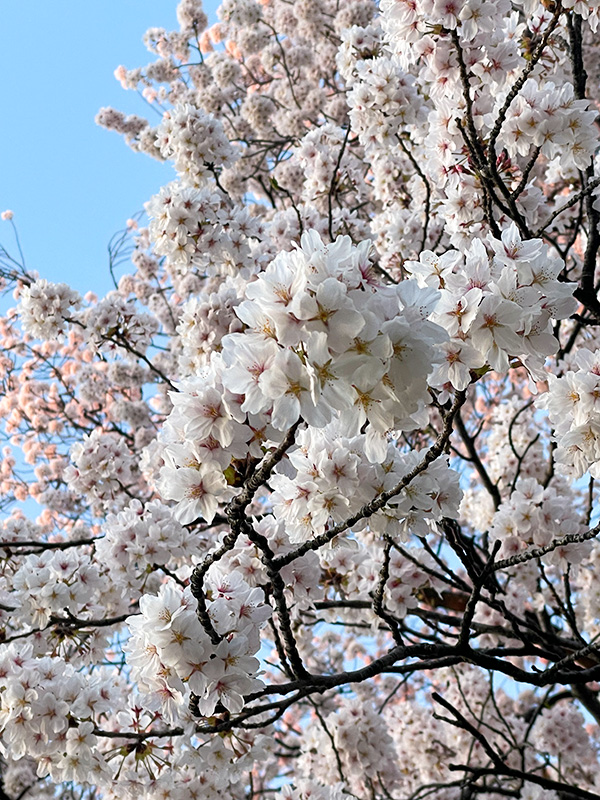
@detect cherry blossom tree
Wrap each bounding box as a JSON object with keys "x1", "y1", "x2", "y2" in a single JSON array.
[{"x1": 3, "y1": 0, "x2": 600, "y2": 798}]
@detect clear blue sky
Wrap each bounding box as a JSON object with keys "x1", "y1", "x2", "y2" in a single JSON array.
[{"x1": 0, "y1": 2, "x2": 219, "y2": 295}]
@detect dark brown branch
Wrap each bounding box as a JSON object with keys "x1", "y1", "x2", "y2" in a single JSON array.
[
  {"x1": 455, "y1": 411, "x2": 501, "y2": 509},
  {"x1": 457, "y1": 541, "x2": 501, "y2": 649},
  {"x1": 93, "y1": 727, "x2": 184, "y2": 740},
  {"x1": 190, "y1": 421, "x2": 302, "y2": 646},
  {"x1": 567, "y1": 13, "x2": 600, "y2": 321},
  {"x1": 493, "y1": 522, "x2": 600, "y2": 571},
  {"x1": 0, "y1": 536, "x2": 101, "y2": 551},
  {"x1": 241, "y1": 518, "x2": 309, "y2": 679}
]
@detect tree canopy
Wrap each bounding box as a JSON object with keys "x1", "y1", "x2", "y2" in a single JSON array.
[{"x1": 2, "y1": 1, "x2": 600, "y2": 799}]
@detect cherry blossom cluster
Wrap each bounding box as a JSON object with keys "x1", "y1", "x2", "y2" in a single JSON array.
[
  {"x1": 17, "y1": 280, "x2": 81, "y2": 340},
  {"x1": 279, "y1": 125, "x2": 369, "y2": 211},
  {"x1": 81, "y1": 292, "x2": 159, "y2": 355},
  {"x1": 271, "y1": 426, "x2": 461, "y2": 542},
  {"x1": 499, "y1": 79, "x2": 598, "y2": 172},
  {"x1": 537, "y1": 347, "x2": 600, "y2": 479},
  {"x1": 488, "y1": 476, "x2": 588, "y2": 563},
  {"x1": 155, "y1": 229, "x2": 465, "y2": 528},
  {"x1": 531, "y1": 703, "x2": 598, "y2": 774},
  {"x1": 0, "y1": 643, "x2": 122, "y2": 784},
  {"x1": 473, "y1": 394, "x2": 546, "y2": 493},
  {"x1": 201, "y1": 516, "x2": 322, "y2": 609},
  {"x1": 95, "y1": 107, "x2": 149, "y2": 149},
  {"x1": 64, "y1": 429, "x2": 141, "y2": 515},
  {"x1": 156, "y1": 104, "x2": 239, "y2": 187},
  {"x1": 146, "y1": 183, "x2": 266, "y2": 283},
  {"x1": 176, "y1": 278, "x2": 244, "y2": 373},
  {"x1": 95, "y1": 499, "x2": 202, "y2": 594},
  {"x1": 576, "y1": 539, "x2": 600, "y2": 637},
  {"x1": 407, "y1": 224, "x2": 577, "y2": 380},
  {"x1": 299, "y1": 697, "x2": 400, "y2": 796},
  {"x1": 11, "y1": 548, "x2": 105, "y2": 630},
  {"x1": 125, "y1": 574, "x2": 270, "y2": 723},
  {"x1": 405, "y1": 664, "x2": 575, "y2": 797},
  {"x1": 377, "y1": 0, "x2": 600, "y2": 250}
]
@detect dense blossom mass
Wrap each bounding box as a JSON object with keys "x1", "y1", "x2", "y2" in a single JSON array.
[{"x1": 3, "y1": 0, "x2": 600, "y2": 798}]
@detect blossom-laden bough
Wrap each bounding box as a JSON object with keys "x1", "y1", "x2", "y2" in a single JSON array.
[{"x1": 3, "y1": 0, "x2": 600, "y2": 799}]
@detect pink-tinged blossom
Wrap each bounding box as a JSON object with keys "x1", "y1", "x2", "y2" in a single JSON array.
[
  {"x1": 470, "y1": 295, "x2": 524, "y2": 372},
  {"x1": 433, "y1": 287, "x2": 482, "y2": 336},
  {"x1": 18, "y1": 280, "x2": 81, "y2": 340},
  {"x1": 221, "y1": 333, "x2": 280, "y2": 415},
  {"x1": 170, "y1": 382, "x2": 235, "y2": 447},
  {"x1": 293, "y1": 277, "x2": 365, "y2": 353},
  {"x1": 259, "y1": 350, "x2": 328, "y2": 430},
  {"x1": 305, "y1": 332, "x2": 354, "y2": 412},
  {"x1": 156, "y1": 103, "x2": 239, "y2": 186},
  {"x1": 489, "y1": 223, "x2": 543, "y2": 268},
  {"x1": 159, "y1": 463, "x2": 231, "y2": 523},
  {"x1": 430, "y1": 339, "x2": 485, "y2": 391}
]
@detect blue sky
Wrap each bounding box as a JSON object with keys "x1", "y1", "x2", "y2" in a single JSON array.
[{"x1": 1, "y1": 2, "x2": 219, "y2": 295}]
